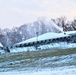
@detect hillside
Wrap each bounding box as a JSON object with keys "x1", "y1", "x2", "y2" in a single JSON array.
[
  {"x1": 0, "y1": 17, "x2": 76, "y2": 47},
  {"x1": 0, "y1": 18, "x2": 63, "y2": 47},
  {"x1": 0, "y1": 48, "x2": 76, "y2": 74}
]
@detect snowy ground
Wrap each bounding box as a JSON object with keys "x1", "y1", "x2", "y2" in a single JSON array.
[
  {"x1": 10, "y1": 42, "x2": 76, "y2": 53},
  {"x1": 0, "y1": 30, "x2": 76, "y2": 75},
  {"x1": 0, "y1": 66, "x2": 76, "y2": 75},
  {"x1": 0, "y1": 52, "x2": 76, "y2": 75},
  {"x1": 10, "y1": 31, "x2": 76, "y2": 53},
  {"x1": 1, "y1": 31, "x2": 76, "y2": 53}
]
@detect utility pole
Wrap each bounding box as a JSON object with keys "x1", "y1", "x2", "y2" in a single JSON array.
[
  {"x1": 36, "y1": 31, "x2": 38, "y2": 42},
  {"x1": 63, "y1": 23, "x2": 66, "y2": 34},
  {"x1": 36, "y1": 31, "x2": 38, "y2": 49},
  {"x1": 62, "y1": 17, "x2": 66, "y2": 34}
]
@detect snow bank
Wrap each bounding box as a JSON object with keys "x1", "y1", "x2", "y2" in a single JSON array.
[
  {"x1": 15, "y1": 32, "x2": 69, "y2": 45},
  {"x1": 11, "y1": 31, "x2": 76, "y2": 53},
  {"x1": 65, "y1": 31, "x2": 76, "y2": 35},
  {"x1": 10, "y1": 42, "x2": 76, "y2": 53},
  {"x1": 15, "y1": 30, "x2": 76, "y2": 45},
  {"x1": 38, "y1": 42, "x2": 76, "y2": 49}
]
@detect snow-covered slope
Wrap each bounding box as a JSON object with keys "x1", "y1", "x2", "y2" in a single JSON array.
[
  {"x1": 10, "y1": 31, "x2": 76, "y2": 53},
  {"x1": 15, "y1": 32, "x2": 69, "y2": 45},
  {"x1": 0, "y1": 66, "x2": 76, "y2": 75},
  {"x1": 15, "y1": 30, "x2": 76, "y2": 45}
]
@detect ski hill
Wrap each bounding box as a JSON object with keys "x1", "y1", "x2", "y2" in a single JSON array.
[{"x1": 10, "y1": 31, "x2": 76, "y2": 53}]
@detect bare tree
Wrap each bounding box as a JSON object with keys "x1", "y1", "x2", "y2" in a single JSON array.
[{"x1": 55, "y1": 17, "x2": 67, "y2": 31}]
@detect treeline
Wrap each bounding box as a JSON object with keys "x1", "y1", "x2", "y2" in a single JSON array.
[{"x1": 0, "y1": 17, "x2": 76, "y2": 47}]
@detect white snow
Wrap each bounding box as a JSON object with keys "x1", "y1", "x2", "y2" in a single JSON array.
[
  {"x1": 15, "y1": 31, "x2": 76, "y2": 46},
  {"x1": 11, "y1": 42, "x2": 76, "y2": 53},
  {"x1": 15, "y1": 32, "x2": 69, "y2": 45},
  {"x1": 38, "y1": 42, "x2": 76, "y2": 50},
  {"x1": 65, "y1": 31, "x2": 76, "y2": 35},
  {"x1": 14, "y1": 18, "x2": 69, "y2": 45},
  {"x1": 10, "y1": 31, "x2": 76, "y2": 53},
  {"x1": 0, "y1": 67, "x2": 76, "y2": 75},
  {"x1": 0, "y1": 42, "x2": 3, "y2": 47}
]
